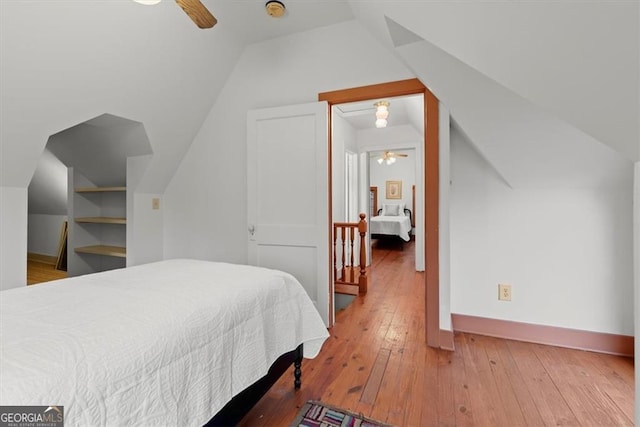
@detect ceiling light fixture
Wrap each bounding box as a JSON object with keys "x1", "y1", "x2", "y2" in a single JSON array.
[
  {"x1": 377, "y1": 151, "x2": 407, "y2": 165},
  {"x1": 133, "y1": 0, "x2": 161, "y2": 5},
  {"x1": 265, "y1": 0, "x2": 286, "y2": 17},
  {"x1": 374, "y1": 100, "x2": 389, "y2": 128}
]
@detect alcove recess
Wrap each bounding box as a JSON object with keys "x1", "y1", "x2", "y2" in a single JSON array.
[
  {"x1": 43, "y1": 113, "x2": 153, "y2": 277},
  {"x1": 70, "y1": 173, "x2": 127, "y2": 274}
]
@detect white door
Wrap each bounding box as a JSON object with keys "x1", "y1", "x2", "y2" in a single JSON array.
[{"x1": 247, "y1": 102, "x2": 330, "y2": 326}]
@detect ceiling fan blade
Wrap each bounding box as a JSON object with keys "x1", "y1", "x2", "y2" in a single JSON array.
[
  {"x1": 388, "y1": 152, "x2": 409, "y2": 158},
  {"x1": 175, "y1": 0, "x2": 217, "y2": 29}
]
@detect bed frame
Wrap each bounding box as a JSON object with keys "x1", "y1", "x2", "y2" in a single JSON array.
[
  {"x1": 205, "y1": 344, "x2": 303, "y2": 426},
  {"x1": 376, "y1": 207, "x2": 412, "y2": 223},
  {"x1": 371, "y1": 208, "x2": 413, "y2": 250}
]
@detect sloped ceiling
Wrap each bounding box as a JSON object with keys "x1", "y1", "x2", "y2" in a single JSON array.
[
  {"x1": 1, "y1": 0, "x2": 638, "y2": 194},
  {"x1": 0, "y1": 0, "x2": 235, "y2": 191},
  {"x1": 392, "y1": 19, "x2": 630, "y2": 188},
  {"x1": 348, "y1": 1, "x2": 639, "y2": 163},
  {"x1": 0, "y1": 0, "x2": 353, "y2": 192},
  {"x1": 47, "y1": 113, "x2": 153, "y2": 187}
]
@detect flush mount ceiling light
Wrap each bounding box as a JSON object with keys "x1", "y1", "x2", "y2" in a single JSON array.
[
  {"x1": 374, "y1": 100, "x2": 390, "y2": 128},
  {"x1": 133, "y1": 0, "x2": 161, "y2": 4},
  {"x1": 265, "y1": 0, "x2": 286, "y2": 17}
]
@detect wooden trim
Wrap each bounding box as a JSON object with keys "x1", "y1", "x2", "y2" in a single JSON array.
[
  {"x1": 319, "y1": 78, "x2": 442, "y2": 348},
  {"x1": 335, "y1": 283, "x2": 359, "y2": 296},
  {"x1": 452, "y1": 314, "x2": 634, "y2": 357},
  {"x1": 424, "y1": 88, "x2": 440, "y2": 348},
  {"x1": 27, "y1": 252, "x2": 57, "y2": 265},
  {"x1": 55, "y1": 220, "x2": 68, "y2": 271},
  {"x1": 370, "y1": 186, "x2": 378, "y2": 216},
  {"x1": 439, "y1": 329, "x2": 455, "y2": 351},
  {"x1": 318, "y1": 79, "x2": 427, "y2": 104}
]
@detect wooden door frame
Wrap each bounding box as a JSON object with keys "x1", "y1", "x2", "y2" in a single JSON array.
[{"x1": 319, "y1": 78, "x2": 441, "y2": 348}]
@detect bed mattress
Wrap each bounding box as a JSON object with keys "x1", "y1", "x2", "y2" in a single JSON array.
[
  {"x1": 370, "y1": 215, "x2": 412, "y2": 242},
  {"x1": 0, "y1": 259, "x2": 329, "y2": 426}
]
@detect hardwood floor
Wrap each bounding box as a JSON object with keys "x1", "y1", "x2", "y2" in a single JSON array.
[
  {"x1": 27, "y1": 260, "x2": 67, "y2": 285},
  {"x1": 239, "y1": 240, "x2": 635, "y2": 426}
]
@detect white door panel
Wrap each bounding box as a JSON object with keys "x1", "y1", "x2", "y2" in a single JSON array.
[
  {"x1": 256, "y1": 246, "x2": 318, "y2": 302},
  {"x1": 247, "y1": 102, "x2": 330, "y2": 325}
]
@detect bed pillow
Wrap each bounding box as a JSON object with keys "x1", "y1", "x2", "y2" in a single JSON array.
[{"x1": 382, "y1": 204, "x2": 400, "y2": 216}]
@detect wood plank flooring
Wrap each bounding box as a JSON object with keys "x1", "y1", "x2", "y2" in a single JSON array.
[
  {"x1": 27, "y1": 260, "x2": 67, "y2": 285},
  {"x1": 238, "y1": 240, "x2": 635, "y2": 426}
]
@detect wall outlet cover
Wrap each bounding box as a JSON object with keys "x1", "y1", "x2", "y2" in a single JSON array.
[{"x1": 498, "y1": 284, "x2": 512, "y2": 301}]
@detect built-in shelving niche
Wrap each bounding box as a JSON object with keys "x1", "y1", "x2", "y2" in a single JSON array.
[{"x1": 68, "y1": 176, "x2": 126, "y2": 276}]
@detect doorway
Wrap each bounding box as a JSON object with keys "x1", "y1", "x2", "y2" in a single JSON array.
[
  {"x1": 332, "y1": 100, "x2": 423, "y2": 269},
  {"x1": 320, "y1": 78, "x2": 442, "y2": 348},
  {"x1": 368, "y1": 148, "x2": 418, "y2": 257}
]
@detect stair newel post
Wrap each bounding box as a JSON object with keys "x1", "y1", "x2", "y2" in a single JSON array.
[{"x1": 357, "y1": 213, "x2": 368, "y2": 294}]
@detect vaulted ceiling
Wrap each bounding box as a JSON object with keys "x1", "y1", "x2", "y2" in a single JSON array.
[{"x1": 1, "y1": 0, "x2": 637, "y2": 196}]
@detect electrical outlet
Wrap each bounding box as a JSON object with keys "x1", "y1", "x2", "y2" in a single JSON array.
[
  {"x1": 498, "y1": 284, "x2": 512, "y2": 301},
  {"x1": 152, "y1": 198, "x2": 160, "y2": 210}
]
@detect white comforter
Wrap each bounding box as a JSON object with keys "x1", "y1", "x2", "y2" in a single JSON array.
[
  {"x1": 370, "y1": 215, "x2": 412, "y2": 242},
  {"x1": 0, "y1": 259, "x2": 329, "y2": 426}
]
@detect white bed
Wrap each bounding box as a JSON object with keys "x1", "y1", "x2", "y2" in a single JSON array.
[
  {"x1": 371, "y1": 204, "x2": 412, "y2": 242},
  {"x1": 0, "y1": 259, "x2": 329, "y2": 426}
]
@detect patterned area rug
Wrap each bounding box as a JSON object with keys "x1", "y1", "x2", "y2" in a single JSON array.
[{"x1": 290, "y1": 400, "x2": 391, "y2": 427}]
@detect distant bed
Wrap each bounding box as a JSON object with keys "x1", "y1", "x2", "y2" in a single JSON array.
[
  {"x1": 371, "y1": 204, "x2": 412, "y2": 242},
  {"x1": 0, "y1": 259, "x2": 329, "y2": 426}
]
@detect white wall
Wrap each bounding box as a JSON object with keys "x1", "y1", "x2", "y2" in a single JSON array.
[
  {"x1": 439, "y1": 105, "x2": 451, "y2": 331},
  {"x1": 27, "y1": 214, "x2": 67, "y2": 256},
  {"x1": 163, "y1": 13, "x2": 635, "y2": 341},
  {"x1": 450, "y1": 127, "x2": 634, "y2": 335},
  {"x1": 0, "y1": 187, "x2": 27, "y2": 290},
  {"x1": 28, "y1": 148, "x2": 67, "y2": 216},
  {"x1": 163, "y1": 20, "x2": 414, "y2": 263},
  {"x1": 127, "y1": 155, "x2": 163, "y2": 267},
  {"x1": 332, "y1": 113, "x2": 359, "y2": 224}
]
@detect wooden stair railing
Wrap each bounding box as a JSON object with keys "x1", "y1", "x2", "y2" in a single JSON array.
[{"x1": 333, "y1": 213, "x2": 368, "y2": 296}]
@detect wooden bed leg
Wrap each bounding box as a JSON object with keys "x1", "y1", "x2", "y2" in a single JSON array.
[{"x1": 294, "y1": 343, "x2": 303, "y2": 389}]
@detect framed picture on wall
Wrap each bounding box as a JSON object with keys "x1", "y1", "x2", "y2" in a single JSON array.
[{"x1": 386, "y1": 180, "x2": 402, "y2": 199}]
